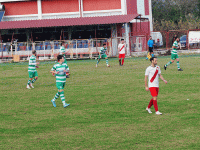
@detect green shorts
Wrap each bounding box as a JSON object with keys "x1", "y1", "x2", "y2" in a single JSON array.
[
  {"x1": 56, "y1": 82, "x2": 65, "y2": 90},
  {"x1": 171, "y1": 53, "x2": 179, "y2": 60},
  {"x1": 28, "y1": 71, "x2": 38, "y2": 78},
  {"x1": 99, "y1": 54, "x2": 107, "y2": 59}
]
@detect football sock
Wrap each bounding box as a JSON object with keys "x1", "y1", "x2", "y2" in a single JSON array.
[
  {"x1": 148, "y1": 99, "x2": 153, "y2": 108},
  {"x1": 177, "y1": 61, "x2": 180, "y2": 69},
  {"x1": 106, "y1": 59, "x2": 108, "y2": 65},
  {"x1": 27, "y1": 80, "x2": 31, "y2": 85},
  {"x1": 153, "y1": 100, "x2": 158, "y2": 112},
  {"x1": 60, "y1": 91, "x2": 66, "y2": 105},
  {"x1": 53, "y1": 92, "x2": 60, "y2": 101},
  {"x1": 31, "y1": 78, "x2": 37, "y2": 83},
  {"x1": 165, "y1": 61, "x2": 172, "y2": 67},
  {"x1": 97, "y1": 59, "x2": 100, "y2": 65},
  {"x1": 119, "y1": 59, "x2": 121, "y2": 65},
  {"x1": 122, "y1": 59, "x2": 124, "y2": 65}
]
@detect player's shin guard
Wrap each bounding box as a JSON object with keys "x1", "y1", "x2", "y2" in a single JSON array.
[
  {"x1": 27, "y1": 80, "x2": 31, "y2": 85},
  {"x1": 31, "y1": 78, "x2": 37, "y2": 83},
  {"x1": 177, "y1": 61, "x2": 180, "y2": 69},
  {"x1": 53, "y1": 92, "x2": 60, "y2": 101},
  {"x1": 148, "y1": 99, "x2": 153, "y2": 108},
  {"x1": 60, "y1": 91, "x2": 66, "y2": 105},
  {"x1": 153, "y1": 100, "x2": 158, "y2": 112},
  {"x1": 166, "y1": 61, "x2": 172, "y2": 67}
]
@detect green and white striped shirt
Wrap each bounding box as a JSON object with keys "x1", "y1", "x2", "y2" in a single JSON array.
[
  {"x1": 51, "y1": 63, "x2": 68, "y2": 83},
  {"x1": 100, "y1": 47, "x2": 107, "y2": 55},
  {"x1": 28, "y1": 55, "x2": 37, "y2": 72},
  {"x1": 59, "y1": 46, "x2": 65, "y2": 55},
  {"x1": 171, "y1": 41, "x2": 178, "y2": 54}
]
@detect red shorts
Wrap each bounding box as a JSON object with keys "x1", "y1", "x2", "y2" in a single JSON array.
[
  {"x1": 149, "y1": 87, "x2": 159, "y2": 97},
  {"x1": 119, "y1": 54, "x2": 125, "y2": 58}
]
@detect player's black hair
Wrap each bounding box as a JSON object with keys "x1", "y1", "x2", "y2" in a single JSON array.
[
  {"x1": 103, "y1": 43, "x2": 106, "y2": 46},
  {"x1": 61, "y1": 41, "x2": 65, "y2": 46},
  {"x1": 175, "y1": 37, "x2": 179, "y2": 41},
  {"x1": 150, "y1": 56, "x2": 157, "y2": 62},
  {"x1": 57, "y1": 55, "x2": 63, "y2": 62},
  {"x1": 32, "y1": 50, "x2": 36, "y2": 54},
  {"x1": 121, "y1": 39, "x2": 124, "y2": 41}
]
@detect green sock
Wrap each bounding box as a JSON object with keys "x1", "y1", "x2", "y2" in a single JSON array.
[
  {"x1": 32, "y1": 78, "x2": 37, "y2": 83},
  {"x1": 97, "y1": 59, "x2": 100, "y2": 65},
  {"x1": 27, "y1": 80, "x2": 31, "y2": 85},
  {"x1": 166, "y1": 61, "x2": 172, "y2": 67},
  {"x1": 106, "y1": 59, "x2": 108, "y2": 65},
  {"x1": 53, "y1": 92, "x2": 60, "y2": 101},
  {"x1": 177, "y1": 61, "x2": 180, "y2": 69},
  {"x1": 60, "y1": 91, "x2": 66, "y2": 105}
]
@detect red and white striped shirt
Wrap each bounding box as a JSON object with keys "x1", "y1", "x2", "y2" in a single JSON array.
[
  {"x1": 118, "y1": 43, "x2": 126, "y2": 54},
  {"x1": 145, "y1": 65, "x2": 161, "y2": 87}
]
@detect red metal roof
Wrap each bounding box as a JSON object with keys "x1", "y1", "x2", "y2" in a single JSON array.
[{"x1": 0, "y1": 14, "x2": 138, "y2": 29}]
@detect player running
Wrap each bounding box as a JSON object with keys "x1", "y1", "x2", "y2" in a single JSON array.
[
  {"x1": 96, "y1": 43, "x2": 110, "y2": 67},
  {"x1": 118, "y1": 39, "x2": 126, "y2": 66},
  {"x1": 164, "y1": 37, "x2": 183, "y2": 71},
  {"x1": 60, "y1": 41, "x2": 70, "y2": 78},
  {"x1": 145, "y1": 57, "x2": 168, "y2": 115},
  {"x1": 50, "y1": 55, "x2": 70, "y2": 108},
  {"x1": 26, "y1": 50, "x2": 39, "y2": 89}
]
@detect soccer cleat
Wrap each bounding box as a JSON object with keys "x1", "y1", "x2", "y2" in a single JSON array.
[
  {"x1": 96, "y1": 64, "x2": 98, "y2": 67},
  {"x1": 26, "y1": 85, "x2": 31, "y2": 89},
  {"x1": 107, "y1": 65, "x2": 110, "y2": 67},
  {"x1": 51, "y1": 100, "x2": 56, "y2": 107},
  {"x1": 164, "y1": 65, "x2": 167, "y2": 70},
  {"x1": 156, "y1": 111, "x2": 162, "y2": 115},
  {"x1": 30, "y1": 83, "x2": 34, "y2": 88},
  {"x1": 146, "y1": 107, "x2": 152, "y2": 114},
  {"x1": 63, "y1": 103, "x2": 70, "y2": 108},
  {"x1": 178, "y1": 68, "x2": 183, "y2": 71}
]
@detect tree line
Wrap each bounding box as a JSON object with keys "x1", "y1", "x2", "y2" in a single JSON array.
[{"x1": 152, "y1": 0, "x2": 200, "y2": 31}]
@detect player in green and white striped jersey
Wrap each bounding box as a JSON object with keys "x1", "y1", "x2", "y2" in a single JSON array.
[
  {"x1": 26, "y1": 50, "x2": 39, "y2": 89},
  {"x1": 96, "y1": 44, "x2": 110, "y2": 67},
  {"x1": 59, "y1": 41, "x2": 70, "y2": 77},
  {"x1": 50, "y1": 55, "x2": 70, "y2": 108},
  {"x1": 164, "y1": 37, "x2": 183, "y2": 71}
]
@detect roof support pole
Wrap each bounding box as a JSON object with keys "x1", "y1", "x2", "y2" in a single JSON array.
[
  {"x1": 124, "y1": 23, "x2": 130, "y2": 56},
  {"x1": 37, "y1": 0, "x2": 42, "y2": 19}
]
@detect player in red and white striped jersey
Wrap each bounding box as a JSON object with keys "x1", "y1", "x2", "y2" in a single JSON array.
[
  {"x1": 145, "y1": 57, "x2": 168, "y2": 115},
  {"x1": 118, "y1": 39, "x2": 126, "y2": 66}
]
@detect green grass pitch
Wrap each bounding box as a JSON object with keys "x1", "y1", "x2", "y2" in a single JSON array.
[{"x1": 0, "y1": 56, "x2": 200, "y2": 149}]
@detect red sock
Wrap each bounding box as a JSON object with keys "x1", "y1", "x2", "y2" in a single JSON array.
[
  {"x1": 122, "y1": 59, "x2": 124, "y2": 65},
  {"x1": 153, "y1": 100, "x2": 158, "y2": 111},
  {"x1": 148, "y1": 99, "x2": 153, "y2": 108}
]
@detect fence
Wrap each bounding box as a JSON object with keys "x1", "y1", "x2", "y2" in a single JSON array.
[
  {"x1": 0, "y1": 39, "x2": 111, "y2": 60},
  {"x1": 152, "y1": 30, "x2": 200, "y2": 50}
]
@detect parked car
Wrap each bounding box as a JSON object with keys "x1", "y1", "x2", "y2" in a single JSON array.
[{"x1": 180, "y1": 35, "x2": 187, "y2": 48}]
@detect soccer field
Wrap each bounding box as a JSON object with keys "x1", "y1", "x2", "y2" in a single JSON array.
[{"x1": 0, "y1": 56, "x2": 200, "y2": 149}]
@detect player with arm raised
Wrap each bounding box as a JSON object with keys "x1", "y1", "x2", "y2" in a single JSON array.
[
  {"x1": 118, "y1": 39, "x2": 126, "y2": 66},
  {"x1": 96, "y1": 43, "x2": 110, "y2": 67},
  {"x1": 50, "y1": 55, "x2": 70, "y2": 108},
  {"x1": 145, "y1": 57, "x2": 168, "y2": 115},
  {"x1": 60, "y1": 41, "x2": 70, "y2": 78},
  {"x1": 26, "y1": 50, "x2": 39, "y2": 89},
  {"x1": 164, "y1": 37, "x2": 183, "y2": 71}
]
